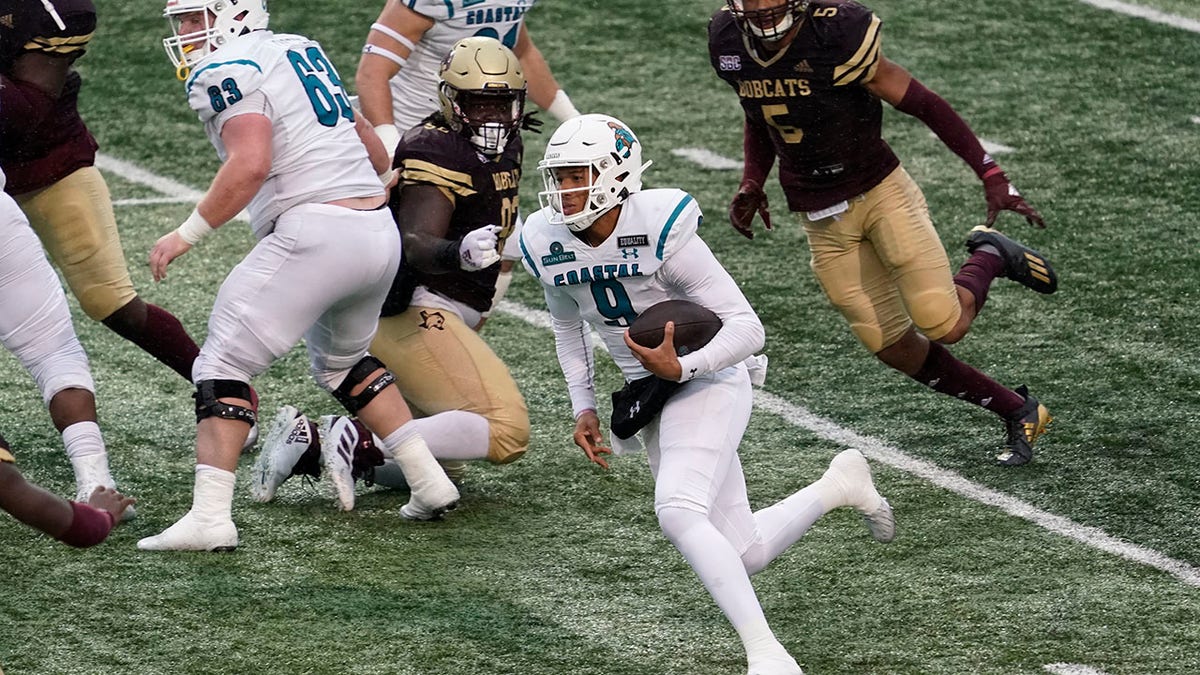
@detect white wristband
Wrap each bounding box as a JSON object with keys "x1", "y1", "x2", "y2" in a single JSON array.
[
  {"x1": 378, "y1": 167, "x2": 397, "y2": 187},
  {"x1": 374, "y1": 123, "x2": 401, "y2": 159},
  {"x1": 546, "y1": 89, "x2": 581, "y2": 123},
  {"x1": 176, "y1": 208, "x2": 214, "y2": 245}
]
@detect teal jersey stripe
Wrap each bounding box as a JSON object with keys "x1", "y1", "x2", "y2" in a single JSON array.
[
  {"x1": 519, "y1": 233, "x2": 540, "y2": 278},
  {"x1": 657, "y1": 194, "x2": 695, "y2": 261},
  {"x1": 186, "y1": 59, "x2": 263, "y2": 95}
]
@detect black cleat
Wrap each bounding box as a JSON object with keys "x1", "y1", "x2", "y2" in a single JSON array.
[
  {"x1": 996, "y1": 385, "x2": 1051, "y2": 467},
  {"x1": 967, "y1": 225, "x2": 1057, "y2": 294}
]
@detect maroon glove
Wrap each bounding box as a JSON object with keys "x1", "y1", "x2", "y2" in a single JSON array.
[
  {"x1": 983, "y1": 168, "x2": 1045, "y2": 229},
  {"x1": 728, "y1": 180, "x2": 773, "y2": 240}
]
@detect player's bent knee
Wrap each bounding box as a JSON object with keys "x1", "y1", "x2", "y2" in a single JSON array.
[
  {"x1": 850, "y1": 322, "x2": 887, "y2": 354},
  {"x1": 654, "y1": 504, "x2": 710, "y2": 545},
  {"x1": 486, "y1": 412, "x2": 530, "y2": 465},
  {"x1": 330, "y1": 355, "x2": 397, "y2": 415},
  {"x1": 193, "y1": 379, "x2": 257, "y2": 426}
]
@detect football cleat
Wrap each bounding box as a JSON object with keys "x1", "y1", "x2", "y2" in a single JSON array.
[
  {"x1": 318, "y1": 415, "x2": 359, "y2": 511},
  {"x1": 136, "y1": 510, "x2": 238, "y2": 552},
  {"x1": 822, "y1": 449, "x2": 895, "y2": 543},
  {"x1": 966, "y1": 225, "x2": 1057, "y2": 294},
  {"x1": 996, "y1": 385, "x2": 1051, "y2": 467},
  {"x1": 250, "y1": 405, "x2": 320, "y2": 503},
  {"x1": 72, "y1": 454, "x2": 135, "y2": 521}
]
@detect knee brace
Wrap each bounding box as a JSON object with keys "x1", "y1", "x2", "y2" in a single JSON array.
[
  {"x1": 332, "y1": 356, "x2": 396, "y2": 415},
  {"x1": 193, "y1": 379, "x2": 257, "y2": 426}
]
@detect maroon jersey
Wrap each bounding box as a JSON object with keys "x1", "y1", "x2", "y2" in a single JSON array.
[
  {"x1": 0, "y1": 0, "x2": 98, "y2": 195},
  {"x1": 382, "y1": 116, "x2": 523, "y2": 316},
  {"x1": 708, "y1": 0, "x2": 899, "y2": 212}
]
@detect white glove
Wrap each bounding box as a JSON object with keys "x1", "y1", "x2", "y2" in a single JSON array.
[{"x1": 459, "y1": 225, "x2": 502, "y2": 271}]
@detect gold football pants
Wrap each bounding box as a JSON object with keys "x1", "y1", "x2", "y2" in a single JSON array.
[
  {"x1": 370, "y1": 306, "x2": 530, "y2": 464},
  {"x1": 802, "y1": 166, "x2": 960, "y2": 353},
  {"x1": 15, "y1": 167, "x2": 137, "y2": 321}
]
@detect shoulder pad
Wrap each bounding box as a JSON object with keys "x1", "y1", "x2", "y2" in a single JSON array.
[
  {"x1": 814, "y1": 1, "x2": 882, "y2": 86},
  {"x1": 184, "y1": 38, "x2": 273, "y2": 122},
  {"x1": 633, "y1": 189, "x2": 703, "y2": 263},
  {"x1": 408, "y1": 0, "x2": 452, "y2": 21},
  {"x1": 396, "y1": 125, "x2": 480, "y2": 197}
]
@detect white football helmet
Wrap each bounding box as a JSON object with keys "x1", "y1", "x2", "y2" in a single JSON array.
[
  {"x1": 726, "y1": 0, "x2": 810, "y2": 43},
  {"x1": 163, "y1": 0, "x2": 269, "y2": 79},
  {"x1": 537, "y1": 114, "x2": 652, "y2": 232}
]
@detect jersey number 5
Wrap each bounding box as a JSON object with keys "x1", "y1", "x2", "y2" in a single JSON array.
[
  {"x1": 288, "y1": 47, "x2": 354, "y2": 127},
  {"x1": 761, "y1": 103, "x2": 804, "y2": 144}
]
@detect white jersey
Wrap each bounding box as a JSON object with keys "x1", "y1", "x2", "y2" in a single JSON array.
[
  {"x1": 184, "y1": 31, "x2": 382, "y2": 237},
  {"x1": 520, "y1": 189, "x2": 765, "y2": 416},
  {"x1": 389, "y1": 0, "x2": 537, "y2": 133}
]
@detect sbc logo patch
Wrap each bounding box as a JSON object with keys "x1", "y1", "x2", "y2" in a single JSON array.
[{"x1": 719, "y1": 55, "x2": 741, "y2": 71}]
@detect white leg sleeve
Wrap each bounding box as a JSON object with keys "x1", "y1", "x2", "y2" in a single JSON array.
[{"x1": 0, "y1": 193, "x2": 93, "y2": 403}]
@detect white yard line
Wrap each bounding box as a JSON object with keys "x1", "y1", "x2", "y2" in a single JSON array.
[
  {"x1": 112, "y1": 196, "x2": 197, "y2": 206},
  {"x1": 1078, "y1": 0, "x2": 1200, "y2": 33},
  {"x1": 103, "y1": 153, "x2": 1200, "y2": 590},
  {"x1": 670, "y1": 147, "x2": 742, "y2": 170},
  {"x1": 498, "y1": 300, "x2": 1200, "y2": 589},
  {"x1": 1045, "y1": 663, "x2": 1111, "y2": 675}
]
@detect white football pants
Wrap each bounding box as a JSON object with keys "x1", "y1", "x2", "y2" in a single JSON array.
[
  {"x1": 193, "y1": 203, "x2": 400, "y2": 391},
  {"x1": 0, "y1": 191, "x2": 94, "y2": 403}
]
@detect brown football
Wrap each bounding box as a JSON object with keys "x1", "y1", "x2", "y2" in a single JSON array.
[{"x1": 628, "y1": 300, "x2": 723, "y2": 356}]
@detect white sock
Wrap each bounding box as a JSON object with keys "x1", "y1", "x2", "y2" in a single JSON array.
[
  {"x1": 406, "y1": 411, "x2": 490, "y2": 461},
  {"x1": 379, "y1": 424, "x2": 443, "y2": 491},
  {"x1": 738, "y1": 618, "x2": 787, "y2": 662},
  {"x1": 63, "y1": 420, "x2": 105, "y2": 461},
  {"x1": 192, "y1": 464, "x2": 235, "y2": 522}
]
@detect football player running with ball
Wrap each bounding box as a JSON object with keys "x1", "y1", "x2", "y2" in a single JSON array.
[
  {"x1": 710, "y1": 1, "x2": 1055, "y2": 466},
  {"x1": 139, "y1": 0, "x2": 458, "y2": 551},
  {"x1": 520, "y1": 114, "x2": 895, "y2": 675}
]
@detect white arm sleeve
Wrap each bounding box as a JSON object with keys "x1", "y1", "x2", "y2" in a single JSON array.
[
  {"x1": 660, "y1": 236, "x2": 765, "y2": 382},
  {"x1": 545, "y1": 285, "x2": 598, "y2": 417}
]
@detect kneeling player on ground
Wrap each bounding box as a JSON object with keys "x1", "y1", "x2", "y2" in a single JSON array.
[{"x1": 253, "y1": 38, "x2": 531, "y2": 511}]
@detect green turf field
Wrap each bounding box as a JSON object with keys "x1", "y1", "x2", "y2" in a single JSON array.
[{"x1": 2, "y1": 1, "x2": 1198, "y2": 673}]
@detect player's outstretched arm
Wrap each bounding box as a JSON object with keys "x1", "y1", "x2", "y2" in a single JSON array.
[
  {"x1": 0, "y1": 463, "x2": 133, "y2": 547},
  {"x1": 868, "y1": 57, "x2": 1045, "y2": 228}
]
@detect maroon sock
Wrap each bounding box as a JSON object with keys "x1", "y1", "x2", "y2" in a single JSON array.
[
  {"x1": 127, "y1": 304, "x2": 200, "y2": 382},
  {"x1": 910, "y1": 342, "x2": 1023, "y2": 416},
  {"x1": 953, "y1": 249, "x2": 1006, "y2": 313}
]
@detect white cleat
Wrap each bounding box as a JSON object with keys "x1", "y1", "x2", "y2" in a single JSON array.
[
  {"x1": 73, "y1": 454, "x2": 135, "y2": 521},
  {"x1": 318, "y1": 415, "x2": 358, "y2": 512},
  {"x1": 136, "y1": 511, "x2": 238, "y2": 552},
  {"x1": 823, "y1": 449, "x2": 895, "y2": 544},
  {"x1": 747, "y1": 652, "x2": 804, "y2": 675},
  {"x1": 251, "y1": 405, "x2": 317, "y2": 503}
]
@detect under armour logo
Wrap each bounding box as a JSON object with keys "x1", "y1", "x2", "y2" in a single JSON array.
[
  {"x1": 621, "y1": 248, "x2": 639, "y2": 259},
  {"x1": 629, "y1": 401, "x2": 641, "y2": 415}
]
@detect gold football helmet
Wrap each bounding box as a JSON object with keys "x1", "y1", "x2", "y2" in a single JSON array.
[{"x1": 438, "y1": 37, "x2": 527, "y2": 156}]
